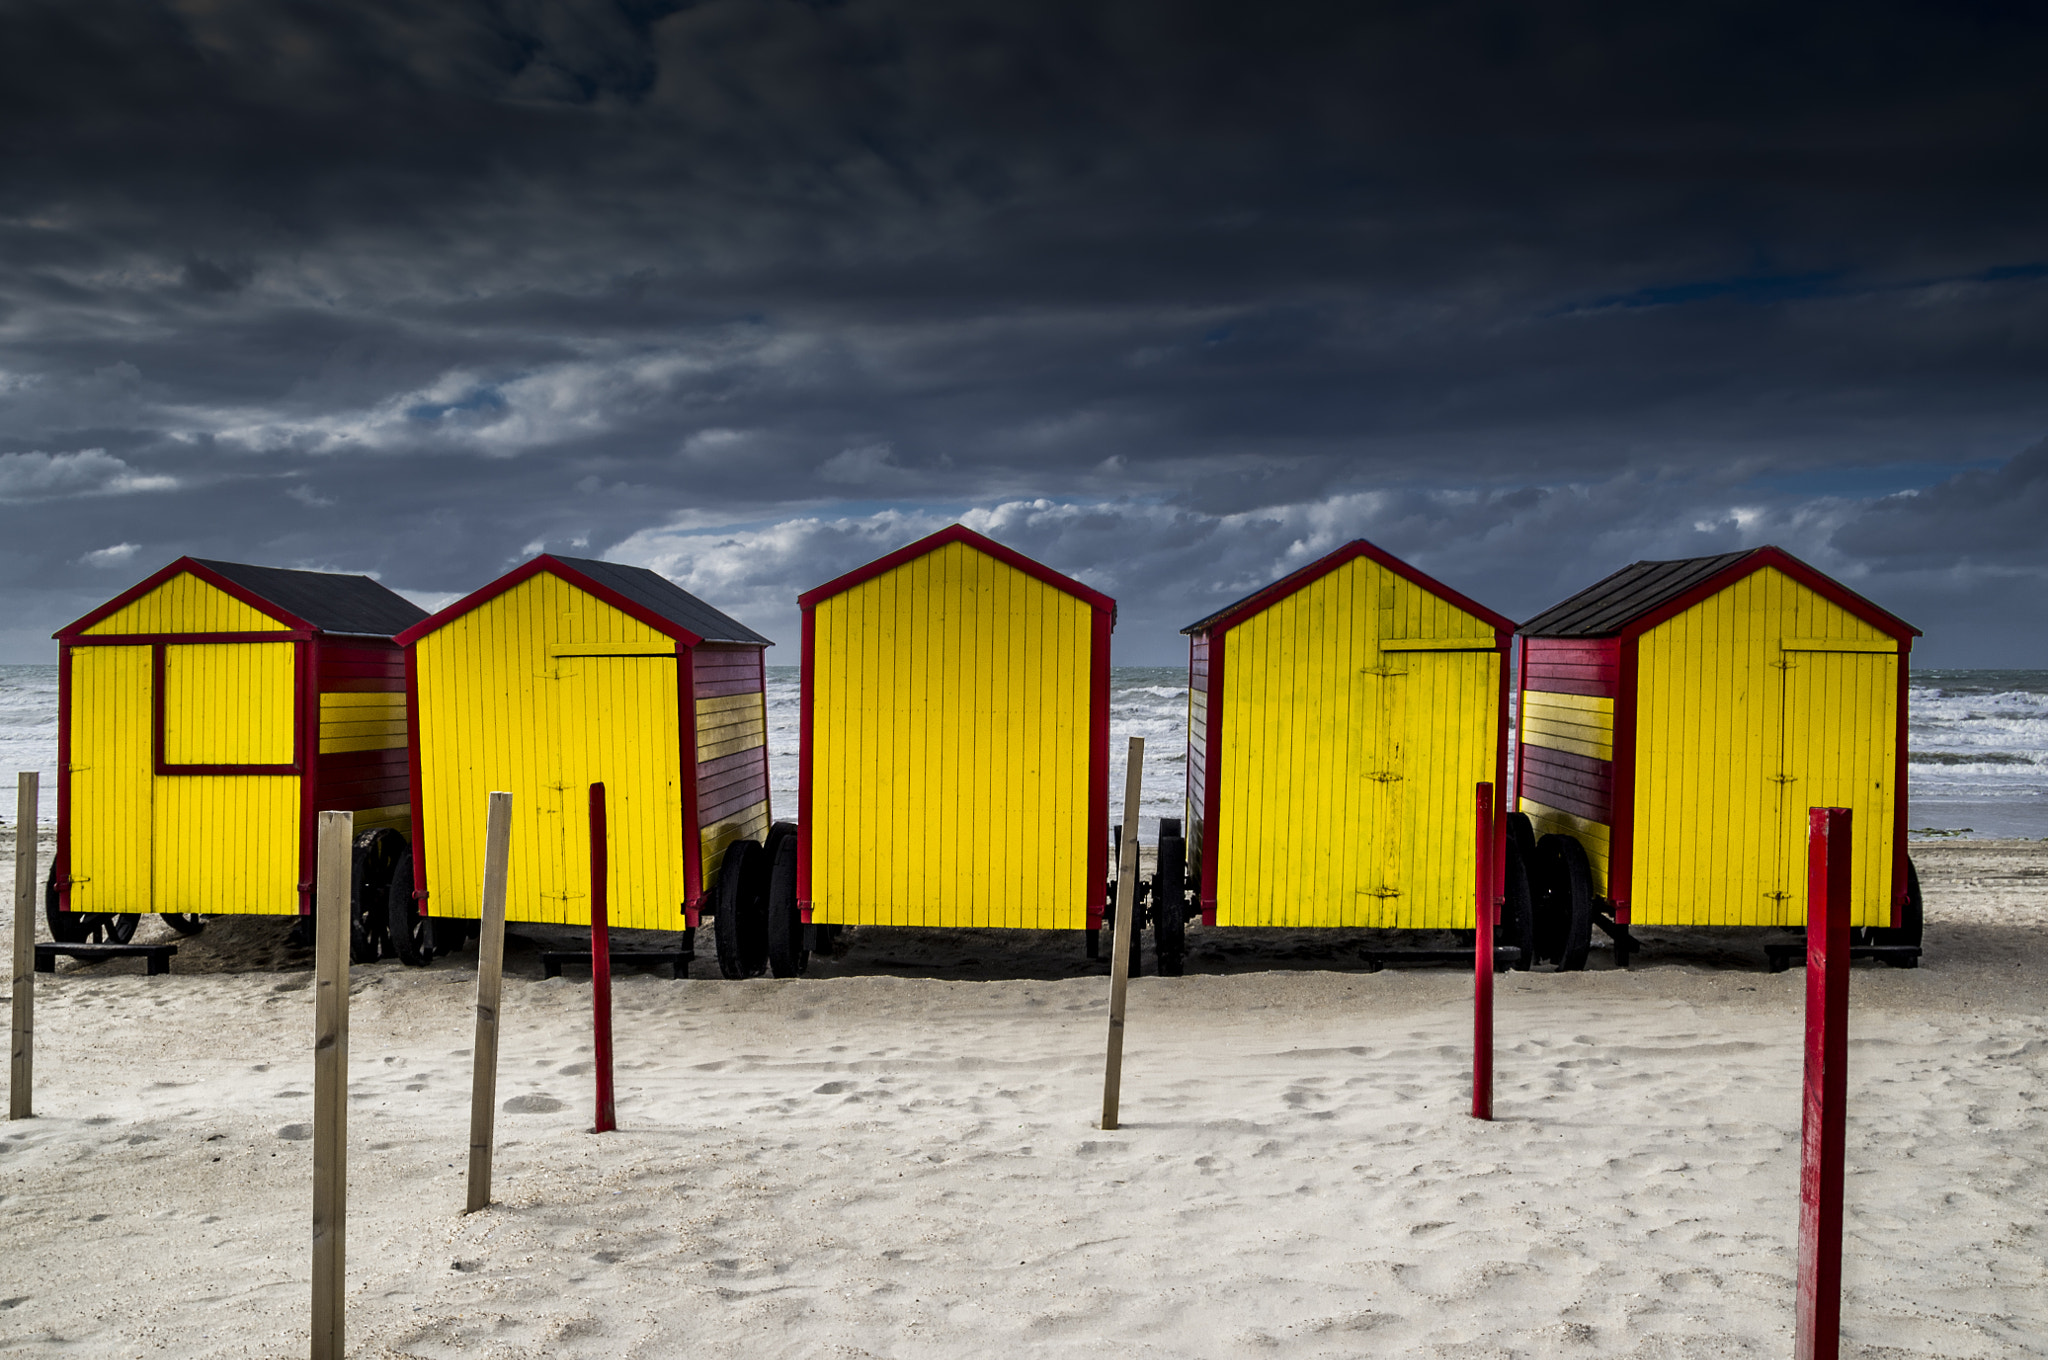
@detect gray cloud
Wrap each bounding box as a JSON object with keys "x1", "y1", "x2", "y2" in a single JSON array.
[{"x1": 2, "y1": 1, "x2": 2047, "y2": 664}]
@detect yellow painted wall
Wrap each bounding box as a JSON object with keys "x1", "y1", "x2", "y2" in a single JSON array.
[
  {"x1": 67, "y1": 646, "x2": 155, "y2": 916},
  {"x1": 1213, "y1": 556, "x2": 1499, "y2": 928},
  {"x1": 319, "y1": 692, "x2": 407, "y2": 754},
  {"x1": 413, "y1": 572, "x2": 687, "y2": 930},
  {"x1": 1632, "y1": 567, "x2": 1896, "y2": 926},
  {"x1": 695, "y1": 687, "x2": 770, "y2": 893},
  {"x1": 809, "y1": 539, "x2": 1094, "y2": 928},
  {"x1": 84, "y1": 574, "x2": 286, "y2": 635},
  {"x1": 162, "y1": 643, "x2": 296, "y2": 764},
  {"x1": 1516, "y1": 691, "x2": 1617, "y2": 894},
  {"x1": 67, "y1": 639, "x2": 301, "y2": 916}
]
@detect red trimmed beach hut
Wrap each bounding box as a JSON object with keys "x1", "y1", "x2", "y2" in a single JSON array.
[
  {"x1": 1167, "y1": 539, "x2": 1518, "y2": 973},
  {"x1": 790, "y1": 525, "x2": 1115, "y2": 969},
  {"x1": 50, "y1": 557, "x2": 425, "y2": 942},
  {"x1": 1514, "y1": 546, "x2": 1922, "y2": 968}
]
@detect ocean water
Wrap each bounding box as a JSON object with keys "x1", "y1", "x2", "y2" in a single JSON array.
[{"x1": 5, "y1": 664, "x2": 2043, "y2": 840}]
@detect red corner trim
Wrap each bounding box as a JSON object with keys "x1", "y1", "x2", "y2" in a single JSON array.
[
  {"x1": 679, "y1": 645, "x2": 702, "y2": 916},
  {"x1": 796, "y1": 524, "x2": 1117, "y2": 621},
  {"x1": 1200, "y1": 623, "x2": 1225, "y2": 926},
  {"x1": 797, "y1": 603, "x2": 816, "y2": 910},
  {"x1": 54, "y1": 643, "x2": 72, "y2": 913},
  {"x1": 1893, "y1": 637, "x2": 1913, "y2": 925},
  {"x1": 1491, "y1": 630, "x2": 1511, "y2": 902},
  {"x1": 1188, "y1": 538, "x2": 1517, "y2": 639},
  {"x1": 1615, "y1": 547, "x2": 1921, "y2": 646},
  {"x1": 1610, "y1": 635, "x2": 1640, "y2": 917},
  {"x1": 393, "y1": 555, "x2": 706, "y2": 649},
  {"x1": 403, "y1": 644, "x2": 429, "y2": 916},
  {"x1": 56, "y1": 557, "x2": 310, "y2": 640},
  {"x1": 1087, "y1": 606, "x2": 1112, "y2": 930}
]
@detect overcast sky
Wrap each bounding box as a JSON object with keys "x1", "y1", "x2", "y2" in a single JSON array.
[{"x1": 4, "y1": 1, "x2": 2047, "y2": 665}]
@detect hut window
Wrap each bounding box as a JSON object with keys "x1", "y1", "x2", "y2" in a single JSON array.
[{"x1": 158, "y1": 641, "x2": 298, "y2": 770}]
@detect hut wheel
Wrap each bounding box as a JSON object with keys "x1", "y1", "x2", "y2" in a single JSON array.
[
  {"x1": 1504, "y1": 812, "x2": 1537, "y2": 878},
  {"x1": 42, "y1": 863, "x2": 136, "y2": 944},
  {"x1": 765, "y1": 833, "x2": 808, "y2": 978},
  {"x1": 158, "y1": 912, "x2": 206, "y2": 936},
  {"x1": 1870, "y1": 858, "x2": 1924, "y2": 962},
  {"x1": 1538, "y1": 834, "x2": 1595, "y2": 971},
  {"x1": 1499, "y1": 836, "x2": 1536, "y2": 971},
  {"x1": 384, "y1": 849, "x2": 434, "y2": 967},
  {"x1": 711, "y1": 840, "x2": 764, "y2": 979},
  {"x1": 351, "y1": 829, "x2": 406, "y2": 964},
  {"x1": 1152, "y1": 834, "x2": 1187, "y2": 977}
]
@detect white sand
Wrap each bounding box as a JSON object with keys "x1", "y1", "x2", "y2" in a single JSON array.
[{"x1": 2, "y1": 836, "x2": 2044, "y2": 1358}]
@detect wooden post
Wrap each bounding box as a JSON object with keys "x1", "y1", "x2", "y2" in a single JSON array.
[
  {"x1": 1796, "y1": 806, "x2": 1852, "y2": 1360},
  {"x1": 589, "y1": 783, "x2": 616, "y2": 1134},
  {"x1": 1100, "y1": 737, "x2": 1144, "y2": 1131},
  {"x1": 466, "y1": 792, "x2": 513, "y2": 1213},
  {"x1": 1472, "y1": 782, "x2": 1494, "y2": 1121},
  {"x1": 10, "y1": 773, "x2": 37, "y2": 1122},
  {"x1": 311, "y1": 810, "x2": 352, "y2": 1360}
]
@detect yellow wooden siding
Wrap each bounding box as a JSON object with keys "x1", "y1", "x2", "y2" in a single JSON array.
[
  {"x1": 1517, "y1": 796, "x2": 1612, "y2": 896},
  {"x1": 696, "y1": 691, "x2": 768, "y2": 763},
  {"x1": 68, "y1": 643, "x2": 301, "y2": 916},
  {"x1": 414, "y1": 572, "x2": 687, "y2": 930},
  {"x1": 319, "y1": 691, "x2": 407, "y2": 753},
  {"x1": 809, "y1": 539, "x2": 1093, "y2": 928},
  {"x1": 84, "y1": 573, "x2": 286, "y2": 635},
  {"x1": 161, "y1": 643, "x2": 297, "y2": 765},
  {"x1": 701, "y1": 798, "x2": 771, "y2": 890},
  {"x1": 1213, "y1": 555, "x2": 1498, "y2": 928},
  {"x1": 1519, "y1": 690, "x2": 1615, "y2": 761},
  {"x1": 1632, "y1": 567, "x2": 1895, "y2": 926},
  {"x1": 67, "y1": 646, "x2": 156, "y2": 915},
  {"x1": 152, "y1": 774, "x2": 301, "y2": 915},
  {"x1": 1777, "y1": 649, "x2": 1897, "y2": 928}
]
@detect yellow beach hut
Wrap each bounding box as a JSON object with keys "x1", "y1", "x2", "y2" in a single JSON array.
[
  {"x1": 1172, "y1": 540, "x2": 1518, "y2": 973},
  {"x1": 397, "y1": 555, "x2": 774, "y2": 976},
  {"x1": 51, "y1": 558, "x2": 425, "y2": 943},
  {"x1": 791, "y1": 525, "x2": 1115, "y2": 969},
  {"x1": 1514, "y1": 546, "x2": 1921, "y2": 968}
]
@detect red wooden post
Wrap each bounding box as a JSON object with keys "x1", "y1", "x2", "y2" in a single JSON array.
[
  {"x1": 1796, "y1": 806, "x2": 1852, "y2": 1360},
  {"x1": 1472, "y1": 781, "x2": 1494, "y2": 1121},
  {"x1": 589, "y1": 783, "x2": 617, "y2": 1134}
]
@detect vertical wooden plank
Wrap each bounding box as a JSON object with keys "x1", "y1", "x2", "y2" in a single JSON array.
[
  {"x1": 1100, "y1": 737, "x2": 1144, "y2": 1130},
  {"x1": 1797, "y1": 805, "x2": 1851, "y2": 1360},
  {"x1": 10, "y1": 773, "x2": 36, "y2": 1120},
  {"x1": 466, "y1": 791, "x2": 513, "y2": 1212},
  {"x1": 311, "y1": 810, "x2": 352, "y2": 1360}
]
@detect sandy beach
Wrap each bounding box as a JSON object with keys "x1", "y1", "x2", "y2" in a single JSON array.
[{"x1": 2, "y1": 835, "x2": 2043, "y2": 1358}]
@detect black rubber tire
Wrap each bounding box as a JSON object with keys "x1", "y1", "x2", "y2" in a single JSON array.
[
  {"x1": 351, "y1": 828, "x2": 406, "y2": 963},
  {"x1": 1871, "y1": 858, "x2": 1924, "y2": 957},
  {"x1": 1499, "y1": 836, "x2": 1536, "y2": 972},
  {"x1": 766, "y1": 833, "x2": 808, "y2": 977},
  {"x1": 1153, "y1": 835, "x2": 1186, "y2": 976},
  {"x1": 44, "y1": 863, "x2": 131, "y2": 944},
  {"x1": 1528, "y1": 836, "x2": 1563, "y2": 966},
  {"x1": 711, "y1": 839, "x2": 763, "y2": 979},
  {"x1": 763, "y1": 820, "x2": 797, "y2": 867},
  {"x1": 1538, "y1": 834, "x2": 1595, "y2": 971},
  {"x1": 737, "y1": 836, "x2": 774, "y2": 975},
  {"x1": 1505, "y1": 812, "x2": 1537, "y2": 877},
  {"x1": 158, "y1": 912, "x2": 206, "y2": 936},
  {"x1": 385, "y1": 850, "x2": 434, "y2": 967}
]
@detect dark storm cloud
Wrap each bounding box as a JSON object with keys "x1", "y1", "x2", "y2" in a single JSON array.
[{"x1": 4, "y1": 0, "x2": 2048, "y2": 662}]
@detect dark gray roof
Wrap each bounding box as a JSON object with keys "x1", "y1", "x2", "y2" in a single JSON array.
[
  {"x1": 551, "y1": 556, "x2": 771, "y2": 647},
  {"x1": 194, "y1": 559, "x2": 427, "y2": 637},
  {"x1": 1518, "y1": 551, "x2": 1754, "y2": 638}
]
